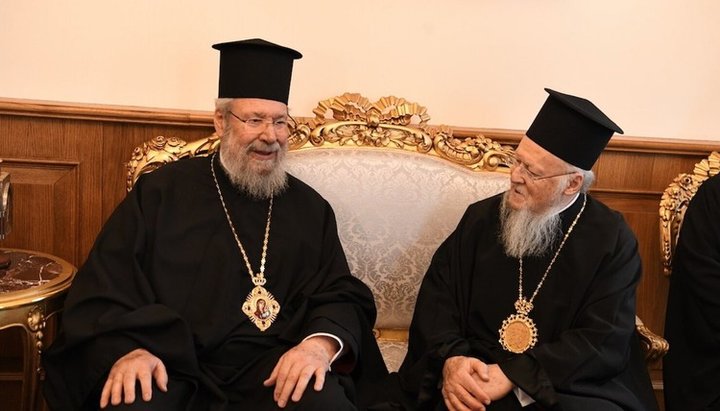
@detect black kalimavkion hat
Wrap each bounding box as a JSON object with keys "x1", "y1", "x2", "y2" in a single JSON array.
[
  {"x1": 212, "y1": 38, "x2": 302, "y2": 103},
  {"x1": 526, "y1": 88, "x2": 623, "y2": 170}
]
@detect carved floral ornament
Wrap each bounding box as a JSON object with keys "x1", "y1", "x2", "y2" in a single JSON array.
[
  {"x1": 127, "y1": 93, "x2": 515, "y2": 191},
  {"x1": 659, "y1": 151, "x2": 720, "y2": 276},
  {"x1": 289, "y1": 93, "x2": 515, "y2": 172},
  {"x1": 635, "y1": 316, "x2": 669, "y2": 362},
  {"x1": 27, "y1": 305, "x2": 47, "y2": 374},
  {"x1": 127, "y1": 135, "x2": 221, "y2": 191}
]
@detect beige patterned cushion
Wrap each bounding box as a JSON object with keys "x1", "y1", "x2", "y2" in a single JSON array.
[
  {"x1": 286, "y1": 148, "x2": 509, "y2": 370},
  {"x1": 377, "y1": 340, "x2": 409, "y2": 373}
]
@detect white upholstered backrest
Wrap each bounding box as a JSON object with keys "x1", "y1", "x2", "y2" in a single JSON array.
[{"x1": 286, "y1": 148, "x2": 510, "y2": 330}]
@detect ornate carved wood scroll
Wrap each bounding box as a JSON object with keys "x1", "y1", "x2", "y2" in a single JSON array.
[{"x1": 659, "y1": 151, "x2": 720, "y2": 276}]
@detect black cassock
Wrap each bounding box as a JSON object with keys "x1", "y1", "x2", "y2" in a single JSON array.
[
  {"x1": 664, "y1": 173, "x2": 720, "y2": 411},
  {"x1": 42, "y1": 155, "x2": 387, "y2": 410},
  {"x1": 391, "y1": 194, "x2": 656, "y2": 411}
]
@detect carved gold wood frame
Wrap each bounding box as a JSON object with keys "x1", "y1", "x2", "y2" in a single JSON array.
[
  {"x1": 126, "y1": 93, "x2": 514, "y2": 191},
  {"x1": 127, "y1": 135, "x2": 221, "y2": 192},
  {"x1": 659, "y1": 151, "x2": 720, "y2": 276},
  {"x1": 636, "y1": 316, "x2": 669, "y2": 362}
]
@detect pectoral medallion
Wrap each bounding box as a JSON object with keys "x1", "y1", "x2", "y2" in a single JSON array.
[
  {"x1": 212, "y1": 154, "x2": 281, "y2": 333},
  {"x1": 499, "y1": 312, "x2": 538, "y2": 354},
  {"x1": 499, "y1": 195, "x2": 588, "y2": 354},
  {"x1": 242, "y1": 285, "x2": 281, "y2": 331}
]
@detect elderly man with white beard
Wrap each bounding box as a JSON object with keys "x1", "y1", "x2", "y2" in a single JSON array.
[
  {"x1": 383, "y1": 89, "x2": 658, "y2": 411},
  {"x1": 42, "y1": 39, "x2": 386, "y2": 411}
]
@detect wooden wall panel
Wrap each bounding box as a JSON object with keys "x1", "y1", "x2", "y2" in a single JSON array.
[
  {"x1": 0, "y1": 116, "x2": 99, "y2": 266},
  {"x1": 0, "y1": 160, "x2": 79, "y2": 264},
  {"x1": 0, "y1": 105, "x2": 214, "y2": 263},
  {"x1": 596, "y1": 150, "x2": 705, "y2": 193},
  {"x1": 2, "y1": 97, "x2": 720, "y2": 409}
]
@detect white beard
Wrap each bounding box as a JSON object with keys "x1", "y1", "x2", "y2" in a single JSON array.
[
  {"x1": 219, "y1": 129, "x2": 288, "y2": 200},
  {"x1": 499, "y1": 186, "x2": 569, "y2": 258}
]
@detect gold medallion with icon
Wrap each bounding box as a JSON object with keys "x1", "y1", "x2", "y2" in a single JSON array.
[{"x1": 242, "y1": 285, "x2": 280, "y2": 331}]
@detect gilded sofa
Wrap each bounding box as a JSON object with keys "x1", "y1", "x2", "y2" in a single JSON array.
[{"x1": 127, "y1": 93, "x2": 666, "y2": 371}]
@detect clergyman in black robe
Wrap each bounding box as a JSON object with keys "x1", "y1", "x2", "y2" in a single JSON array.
[
  {"x1": 664, "y1": 172, "x2": 720, "y2": 410},
  {"x1": 42, "y1": 38, "x2": 386, "y2": 411},
  {"x1": 380, "y1": 89, "x2": 657, "y2": 411}
]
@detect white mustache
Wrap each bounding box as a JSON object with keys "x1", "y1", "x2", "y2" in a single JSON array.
[{"x1": 247, "y1": 141, "x2": 281, "y2": 153}]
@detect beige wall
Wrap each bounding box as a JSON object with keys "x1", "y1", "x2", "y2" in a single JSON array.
[{"x1": 1, "y1": 1, "x2": 718, "y2": 141}]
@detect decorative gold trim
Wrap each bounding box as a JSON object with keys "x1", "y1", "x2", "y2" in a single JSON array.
[
  {"x1": 659, "y1": 151, "x2": 720, "y2": 276},
  {"x1": 636, "y1": 316, "x2": 669, "y2": 362},
  {"x1": 372, "y1": 327, "x2": 409, "y2": 342},
  {"x1": 241, "y1": 286, "x2": 281, "y2": 332},
  {"x1": 294, "y1": 93, "x2": 433, "y2": 152},
  {"x1": 290, "y1": 93, "x2": 515, "y2": 172},
  {"x1": 126, "y1": 134, "x2": 221, "y2": 192},
  {"x1": 26, "y1": 306, "x2": 47, "y2": 374},
  {"x1": 499, "y1": 313, "x2": 538, "y2": 354}
]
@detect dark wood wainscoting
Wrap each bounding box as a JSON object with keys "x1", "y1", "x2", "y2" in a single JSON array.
[{"x1": 1, "y1": 98, "x2": 719, "y2": 410}]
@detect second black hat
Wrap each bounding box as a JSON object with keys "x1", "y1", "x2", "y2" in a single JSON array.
[{"x1": 526, "y1": 88, "x2": 623, "y2": 170}]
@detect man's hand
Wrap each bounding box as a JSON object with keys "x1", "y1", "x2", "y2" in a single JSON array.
[
  {"x1": 263, "y1": 336, "x2": 339, "y2": 408},
  {"x1": 477, "y1": 364, "x2": 513, "y2": 401},
  {"x1": 100, "y1": 348, "x2": 168, "y2": 408},
  {"x1": 442, "y1": 356, "x2": 492, "y2": 411}
]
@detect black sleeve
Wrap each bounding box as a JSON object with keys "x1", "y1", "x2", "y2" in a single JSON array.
[
  {"x1": 673, "y1": 177, "x2": 720, "y2": 336},
  {"x1": 279, "y1": 202, "x2": 379, "y2": 373},
  {"x1": 42, "y1": 181, "x2": 200, "y2": 410}
]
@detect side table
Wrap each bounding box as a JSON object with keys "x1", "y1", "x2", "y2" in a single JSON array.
[{"x1": 0, "y1": 248, "x2": 76, "y2": 411}]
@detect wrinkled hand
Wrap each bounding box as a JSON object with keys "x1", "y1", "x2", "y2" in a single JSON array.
[
  {"x1": 442, "y1": 356, "x2": 492, "y2": 411},
  {"x1": 263, "y1": 336, "x2": 339, "y2": 408},
  {"x1": 100, "y1": 348, "x2": 168, "y2": 408},
  {"x1": 477, "y1": 364, "x2": 513, "y2": 401}
]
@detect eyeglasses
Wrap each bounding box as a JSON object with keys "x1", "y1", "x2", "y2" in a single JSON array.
[
  {"x1": 510, "y1": 158, "x2": 577, "y2": 181},
  {"x1": 228, "y1": 111, "x2": 289, "y2": 133}
]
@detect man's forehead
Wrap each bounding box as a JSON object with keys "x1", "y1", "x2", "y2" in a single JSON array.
[
  {"x1": 517, "y1": 136, "x2": 565, "y2": 168},
  {"x1": 230, "y1": 98, "x2": 288, "y2": 114}
]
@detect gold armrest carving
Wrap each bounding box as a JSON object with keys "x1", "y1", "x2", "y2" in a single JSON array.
[
  {"x1": 635, "y1": 316, "x2": 669, "y2": 362},
  {"x1": 659, "y1": 151, "x2": 720, "y2": 276},
  {"x1": 126, "y1": 134, "x2": 221, "y2": 191}
]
